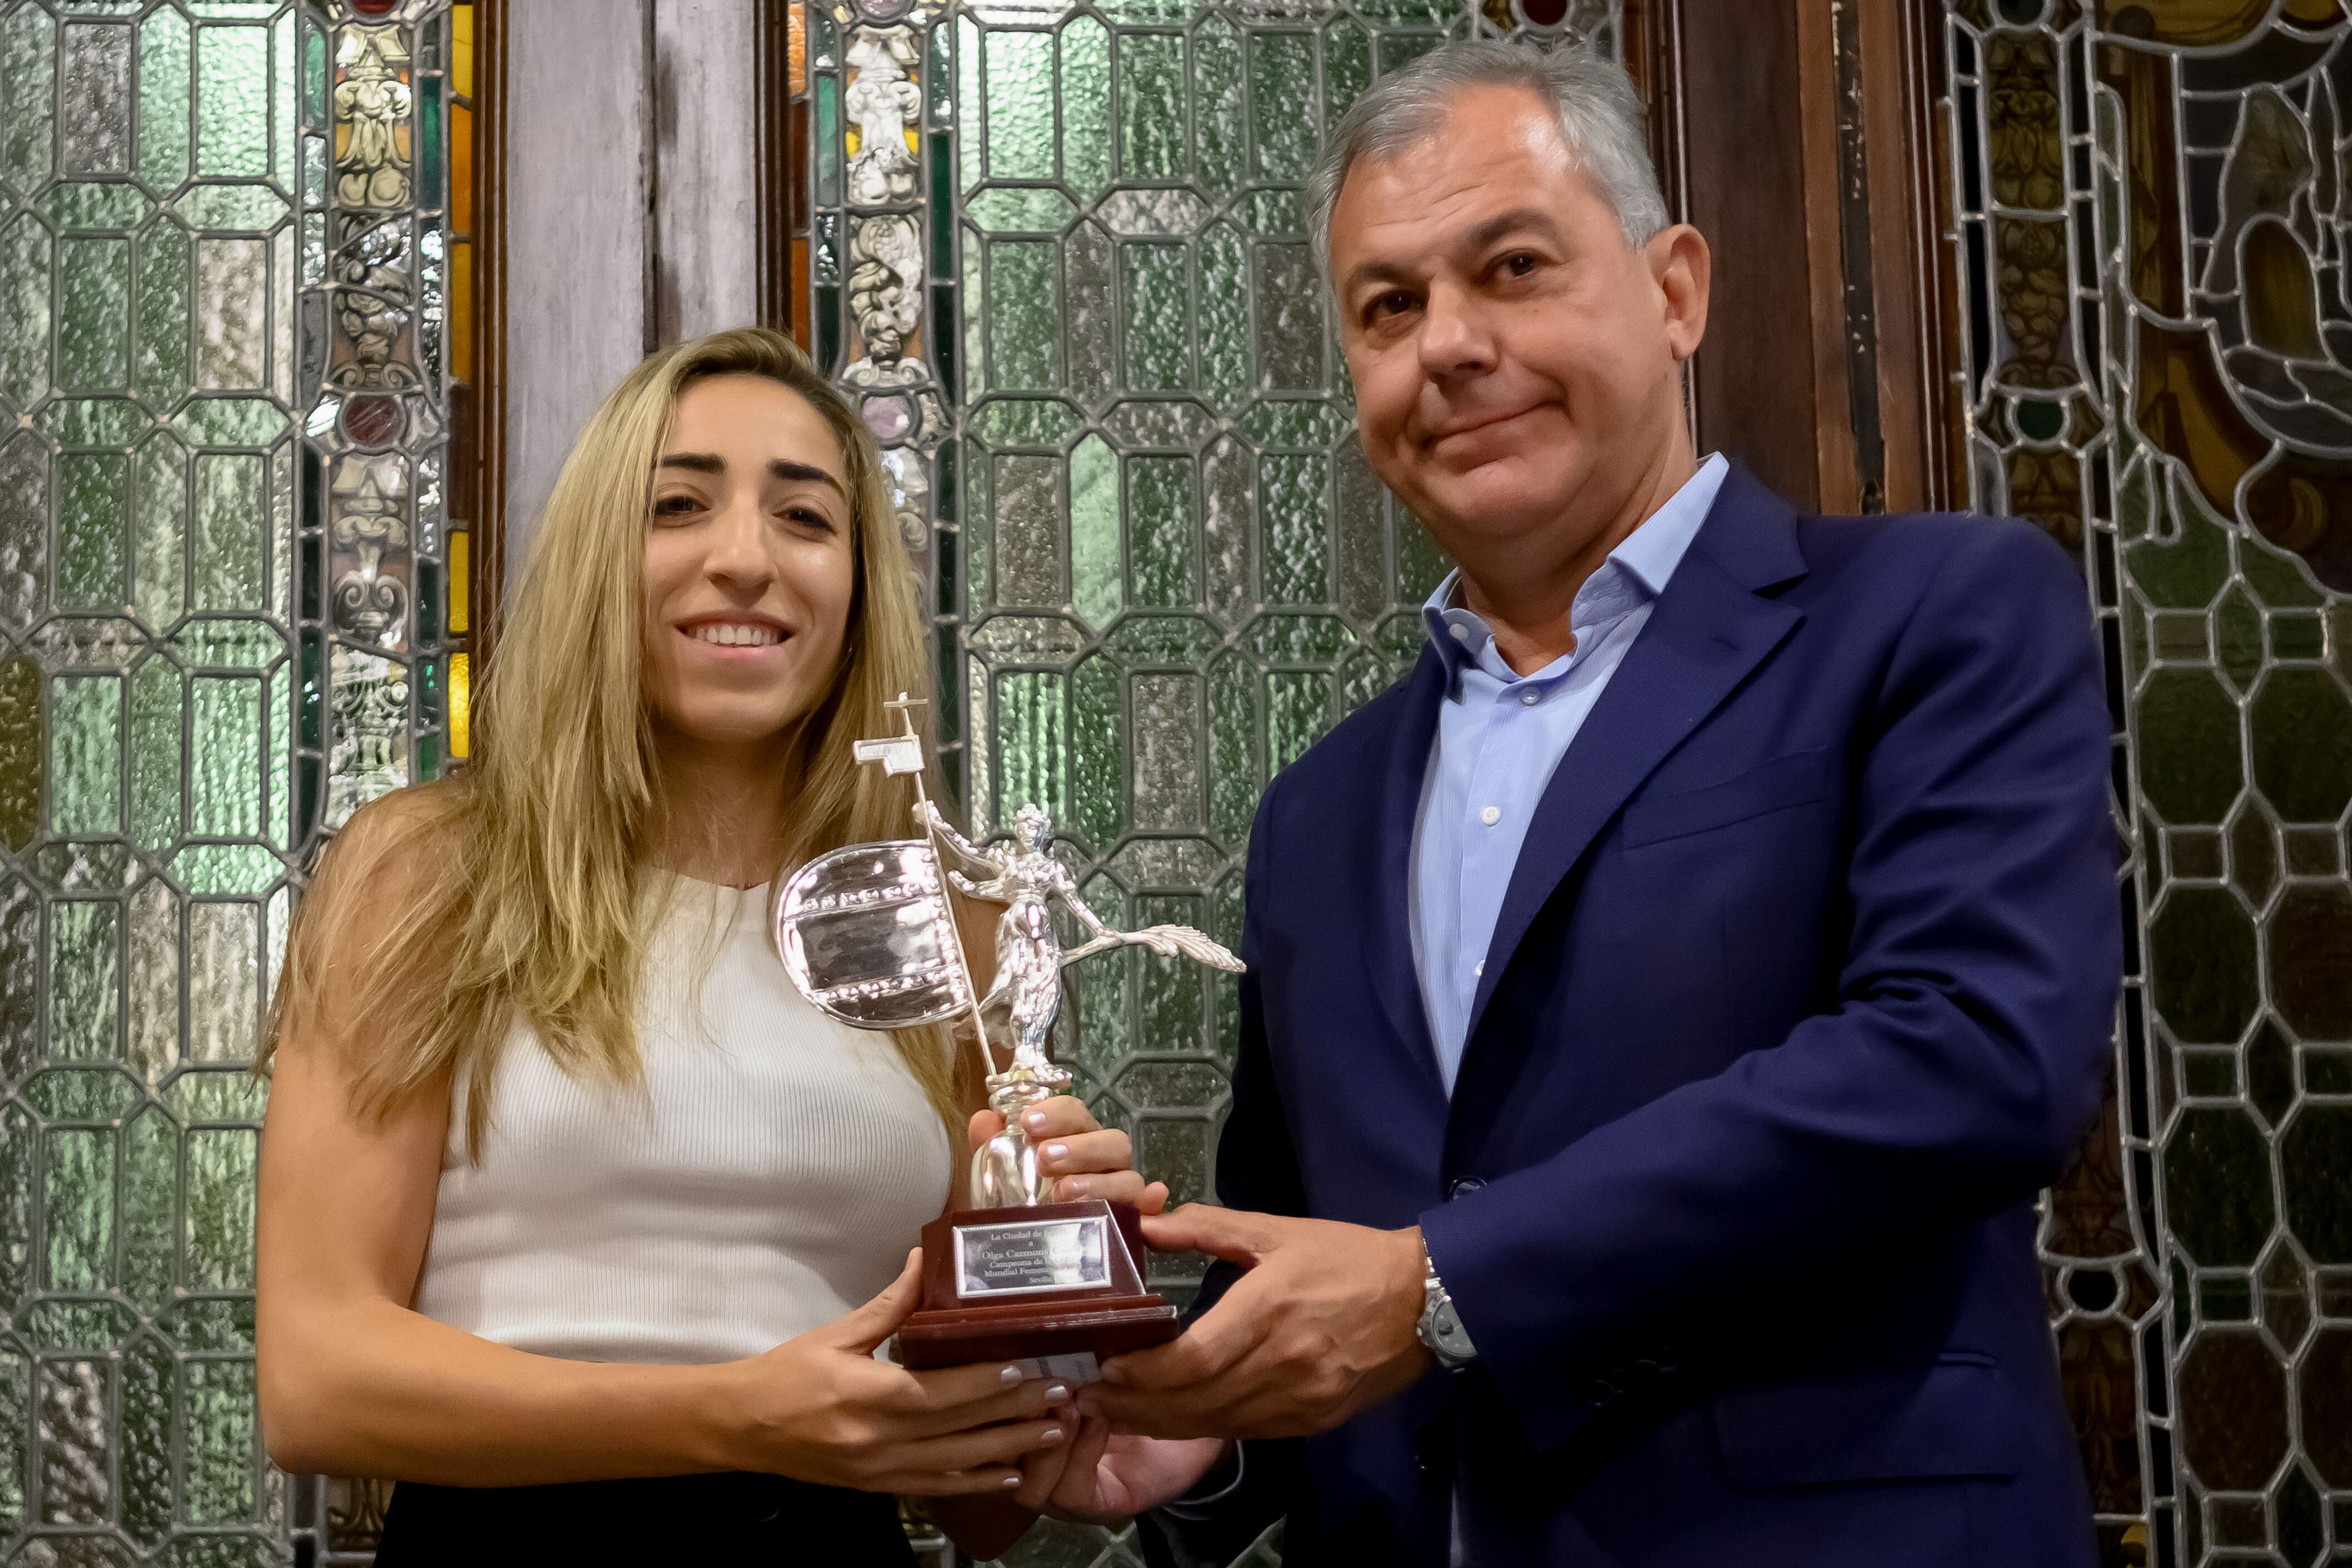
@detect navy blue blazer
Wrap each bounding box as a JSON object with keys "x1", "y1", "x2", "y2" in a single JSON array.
[{"x1": 1146, "y1": 466, "x2": 2119, "y2": 1568}]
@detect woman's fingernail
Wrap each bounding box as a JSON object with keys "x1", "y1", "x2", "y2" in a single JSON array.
[
  {"x1": 1044, "y1": 1143, "x2": 1069, "y2": 1160},
  {"x1": 1024, "y1": 1111, "x2": 1047, "y2": 1130},
  {"x1": 1044, "y1": 1383, "x2": 1071, "y2": 1403},
  {"x1": 1041, "y1": 1427, "x2": 1066, "y2": 1444},
  {"x1": 999, "y1": 1365, "x2": 1024, "y2": 1385},
  {"x1": 1001, "y1": 1473, "x2": 1023, "y2": 1488}
]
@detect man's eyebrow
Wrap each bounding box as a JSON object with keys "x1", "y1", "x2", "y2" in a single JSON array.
[
  {"x1": 654, "y1": 452, "x2": 846, "y2": 496},
  {"x1": 1340, "y1": 208, "x2": 1568, "y2": 296}
]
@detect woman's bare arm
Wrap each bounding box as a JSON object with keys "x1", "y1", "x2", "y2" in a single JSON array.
[{"x1": 256, "y1": 798, "x2": 1065, "y2": 1490}]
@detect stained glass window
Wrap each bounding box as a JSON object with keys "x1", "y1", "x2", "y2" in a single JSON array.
[
  {"x1": 1945, "y1": 2, "x2": 2352, "y2": 1565},
  {"x1": 0, "y1": 0, "x2": 468, "y2": 1560}
]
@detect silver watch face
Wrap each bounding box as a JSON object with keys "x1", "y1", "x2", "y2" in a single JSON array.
[{"x1": 1421, "y1": 1291, "x2": 1477, "y2": 1364}]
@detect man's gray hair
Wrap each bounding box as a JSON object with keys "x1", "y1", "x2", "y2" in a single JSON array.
[{"x1": 1307, "y1": 40, "x2": 1671, "y2": 278}]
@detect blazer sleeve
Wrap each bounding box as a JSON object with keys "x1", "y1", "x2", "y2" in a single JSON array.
[
  {"x1": 1139, "y1": 775, "x2": 1309, "y2": 1565},
  {"x1": 1416, "y1": 518, "x2": 2124, "y2": 1452}
]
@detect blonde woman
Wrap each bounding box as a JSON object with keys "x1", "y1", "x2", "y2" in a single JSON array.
[{"x1": 256, "y1": 329, "x2": 1163, "y2": 1562}]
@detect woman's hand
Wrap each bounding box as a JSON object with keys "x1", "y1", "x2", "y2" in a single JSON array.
[
  {"x1": 721, "y1": 1250, "x2": 1073, "y2": 1494},
  {"x1": 1011, "y1": 1409, "x2": 1228, "y2": 1522},
  {"x1": 967, "y1": 1095, "x2": 1170, "y2": 1213}
]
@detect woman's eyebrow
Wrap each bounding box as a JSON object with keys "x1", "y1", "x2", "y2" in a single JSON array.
[
  {"x1": 767, "y1": 458, "x2": 846, "y2": 495},
  {"x1": 655, "y1": 452, "x2": 724, "y2": 474}
]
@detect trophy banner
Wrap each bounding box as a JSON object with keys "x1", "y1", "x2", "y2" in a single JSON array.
[{"x1": 775, "y1": 840, "x2": 973, "y2": 1030}]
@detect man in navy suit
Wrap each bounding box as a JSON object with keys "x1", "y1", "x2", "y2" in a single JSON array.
[{"x1": 1011, "y1": 40, "x2": 2118, "y2": 1568}]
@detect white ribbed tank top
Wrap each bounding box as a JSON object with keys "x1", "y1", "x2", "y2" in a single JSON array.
[{"x1": 412, "y1": 874, "x2": 953, "y2": 1365}]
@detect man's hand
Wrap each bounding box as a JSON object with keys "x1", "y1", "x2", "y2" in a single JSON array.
[
  {"x1": 1085, "y1": 1206, "x2": 1432, "y2": 1440},
  {"x1": 1011, "y1": 1412, "x2": 1229, "y2": 1523}
]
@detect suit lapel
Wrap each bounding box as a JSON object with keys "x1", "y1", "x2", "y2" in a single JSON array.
[
  {"x1": 1360, "y1": 648, "x2": 1451, "y2": 1098},
  {"x1": 1458, "y1": 465, "x2": 1812, "y2": 1051}
]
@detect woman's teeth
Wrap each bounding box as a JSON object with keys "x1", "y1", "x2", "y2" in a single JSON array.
[{"x1": 688, "y1": 623, "x2": 781, "y2": 647}]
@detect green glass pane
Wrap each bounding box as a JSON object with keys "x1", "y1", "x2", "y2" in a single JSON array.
[
  {"x1": 972, "y1": 396, "x2": 1084, "y2": 448},
  {"x1": 183, "y1": 1128, "x2": 256, "y2": 1290},
  {"x1": 1247, "y1": 32, "x2": 1316, "y2": 185},
  {"x1": 58, "y1": 235, "x2": 131, "y2": 390},
  {"x1": 2125, "y1": 474, "x2": 2231, "y2": 609},
  {"x1": 131, "y1": 656, "x2": 183, "y2": 850},
  {"x1": 1071, "y1": 875, "x2": 1135, "y2": 1080},
  {"x1": 1118, "y1": 33, "x2": 1184, "y2": 181},
  {"x1": 270, "y1": 657, "x2": 290, "y2": 847},
  {"x1": 2163, "y1": 1105, "x2": 2276, "y2": 1268},
  {"x1": 168, "y1": 183, "x2": 285, "y2": 230},
  {"x1": 1208, "y1": 650, "x2": 1255, "y2": 846},
  {"x1": 58, "y1": 449, "x2": 130, "y2": 609},
  {"x1": 1268, "y1": 668, "x2": 1334, "y2": 773},
  {"x1": 182, "y1": 1357, "x2": 257, "y2": 1522},
  {"x1": 1336, "y1": 442, "x2": 1388, "y2": 626},
  {"x1": 991, "y1": 452, "x2": 1063, "y2": 609},
  {"x1": 0, "y1": 1102, "x2": 31, "y2": 1311},
  {"x1": 123, "y1": 1105, "x2": 176, "y2": 1305},
  {"x1": 166, "y1": 1067, "x2": 267, "y2": 1122},
  {"x1": 192, "y1": 454, "x2": 265, "y2": 609},
  {"x1": 0, "y1": 214, "x2": 55, "y2": 408},
  {"x1": 1261, "y1": 452, "x2": 1329, "y2": 607},
  {"x1": 1058, "y1": 17, "x2": 1110, "y2": 201},
  {"x1": 2249, "y1": 669, "x2": 2352, "y2": 825},
  {"x1": 40, "y1": 181, "x2": 150, "y2": 229},
  {"x1": 48, "y1": 899, "x2": 122, "y2": 1061},
  {"x1": 1131, "y1": 671, "x2": 1203, "y2": 835},
  {"x1": 167, "y1": 841, "x2": 279, "y2": 895},
  {"x1": 134, "y1": 434, "x2": 188, "y2": 627},
  {"x1": 194, "y1": 25, "x2": 270, "y2": 178},
  {"x1": 2138, "y1": 669, "x2": 2244, "y2": 825},
  {"x1": 0, "y1": 658, "x2": 40, "y2": 853},
  {"x1": 120, "y1": 1335, "x2": 172, "y2": 1543},
  {"x1": 984, "y1": 31, "x2": 1056, "y2": 183},
  {"x1": 986, "y1": 238, "x2": 1061, "y2": 391},
  {"x1": 994, "y1": 670, "x2": 1067, "y2": 830},
  {"x1": 189, "y1": 898, "x2": 258, "y2": 1062},
  {"x1": 1198, "y1": 222, "x2": 1247, "y2": 410},
  {"x1": 966, "y1": 185, "x2": 1077, "y2": 234},
  {"x1": 135, "y1": 218, "x2": 194, "y2": 409},
  {"x1": 2268, "y1": 885, "x2": 2352, "y2": 1043},
  {"x1": 1253, "y1": 243, "x2": 1323, "y2": 392},
  {"x1": 138, "y1": 6, "x2": 192, "y2": 189},
  {"x1": 1071, "y1": 654, "x2": 1122, "y2": 847},
  {"x1": 36, "y1": 1358, "x2": 114, "y2": 1523},
  {"x1": 1324, "y1": 18, "x2": 1371, "y2": 122},
  {"x1": 0, "y1": 6, "x2": 55, "y2": 198},
  {"x1": 958, "y1": 16, "x2": 983, "y2": 194},
  {"x1": 49, "y1": 674, "x2": 124, "y2": 836},
  {"x1": 42, "y1": 1129, "x2": 117, "y2": 1291},
  {"x1": 1129, "y1": 455, "x2": 1197, "y2": 608},
  {"x1": 1239, "y1": 398, "x2": 1351, "y2": 448},
  {"x1": 173, "y1": 396, "x2": 287, "y2": 444},
  {"x1": 190, "y1": 675, "x2": 262, "y2": 836},
  {"x1": 1192, "y1": 16, "x2": 1241, "y2": 202},
  {"x1": 1070, "y1": 434, "x2": 1121, "y2": 633},
  {"x1": 1120, "y1": 240, "x2": 1188, "y2": 392},
  {"x1": 194, "y1": 237, "x2": 270, "y2": 391},
  {"x1": 40, "y1": 395, "x2": 148, "y2": 444}
]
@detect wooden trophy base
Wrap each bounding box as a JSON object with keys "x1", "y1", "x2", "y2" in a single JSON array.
[{"x1": 893, "y1": 1198, "x2": 1180, "y2": 1373}]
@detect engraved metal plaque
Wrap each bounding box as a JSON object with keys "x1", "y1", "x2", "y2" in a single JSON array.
[
  {"x1": 952, "y1": 1215, "x2": 1114, "y2": 1298},
  {"x1": 775, "y1": 840, "x2": 973, "y2": 1029}
]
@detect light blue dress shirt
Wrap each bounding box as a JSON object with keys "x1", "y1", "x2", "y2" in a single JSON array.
[{"x1": 1409, "y1": 454, "x2": 1732, "y2": 1094}]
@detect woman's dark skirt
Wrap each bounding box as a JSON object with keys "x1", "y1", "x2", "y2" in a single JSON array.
[{"x1": 374, "y1": 1471, "x2": 921, "y2": 1564}]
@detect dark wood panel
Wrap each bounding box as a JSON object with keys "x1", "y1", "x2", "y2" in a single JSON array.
[{"x1": 1671, "y1": 0, "x2": 1828, "y2": 512}]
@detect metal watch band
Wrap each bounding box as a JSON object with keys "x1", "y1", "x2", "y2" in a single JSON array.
[{"x1": 1417, "y1": 1242, "x2": 1478, "y2": 1369}]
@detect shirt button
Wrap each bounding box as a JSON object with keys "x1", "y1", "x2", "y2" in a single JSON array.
[
  {"x1": 1448, "y1": 623, "x2": 1471, "y2": 642},
  {"x1": 1473, "y1": 959, "x2": 1484, "y2": 977},
  {"x1": 1521, "y1": 690, "x2": 1541, "y2": 706},
  {"x1": 1480, "y1": 806, "x2": 1502, "y2": 826},
  {"x1": 1447, "y1": 1176, "x2": 1487, "y2": 1200}
]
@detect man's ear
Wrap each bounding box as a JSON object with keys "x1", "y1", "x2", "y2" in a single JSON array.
[{"x1": 1650, "y1": 224, "x2": 1712, "y2": 365}]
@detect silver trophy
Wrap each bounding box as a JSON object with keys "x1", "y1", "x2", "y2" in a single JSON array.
[{"x1": 774, "y1": 693, "x2": 1243, "y2": 1209}]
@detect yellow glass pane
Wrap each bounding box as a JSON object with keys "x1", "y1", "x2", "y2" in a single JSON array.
[
  {"x1": 451, "y1": 238, "x2": 473, "y2": 382},
  {"x1": 451, "y1": 101, "x2": 473, "y2": 237},
  {"x1": 452, "y1": 3, "x2": 474, "y2": 99},
  {"x1": 790, "y1": 4, "x2": 806, "y2": 95},
  {"x1": 449, "y1": 530, "x2": 470, "y2": 635},
  {"x1": 449, "y1": 653, "x2": 471, "y2": 759}
]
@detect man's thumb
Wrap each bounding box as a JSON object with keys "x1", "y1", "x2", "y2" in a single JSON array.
[{"x1": 826, "y1": 1247, "x2": 924, "y2": 1354}]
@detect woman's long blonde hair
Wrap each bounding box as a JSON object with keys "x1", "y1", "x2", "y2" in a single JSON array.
[{"x1": 267, "y1": 329, "x2": 962, "y2": 1151}]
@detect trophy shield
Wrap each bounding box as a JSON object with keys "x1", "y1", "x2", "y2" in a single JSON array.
[
  {"x1": 775, "y1": 840, "x2": 973, "y2": 1030},
  {"x1": 776, "y1": 695, "x2": 1242, "y2": 1377}
]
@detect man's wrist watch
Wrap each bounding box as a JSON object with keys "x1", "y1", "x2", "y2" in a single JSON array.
[{"x1": 1416, "y1": 1242, "x2": 1478, "y2": 1369}]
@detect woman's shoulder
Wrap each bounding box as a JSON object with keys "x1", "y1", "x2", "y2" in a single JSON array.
[{"x1": 309, "y1": 779, "x2": 472, "y2": 907}]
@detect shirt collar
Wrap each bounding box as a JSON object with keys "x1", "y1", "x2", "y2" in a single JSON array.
[{"x1": 1420, "y1": 453, "x2": 1732, "y2": 684}]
